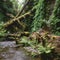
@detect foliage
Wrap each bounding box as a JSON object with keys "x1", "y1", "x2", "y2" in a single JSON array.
[
  {"x1": 31, "y1": 0, "x2": 60, "y2": 35},
  {"x1": 0, "y1": 0, "x2": 22, "y2": 22},
  {"x1": 20, "y1": 33, "x2": 56, "y2": 56},
  {"x1": 0, "y1": 0, "x2": 60, "y2": 35},
  {"x1": 22, "y1": 0, "x2": 35, "y2": 31},
  {"x1": 0, "y1": 22, "x2": 6, "y2": 41},
  {"x1": 49, "y1": 0, "x2": 60, "y2": 35},
  {"x1": 0, "y1": 0, "x2": 60, "y2": 59},
  {"x1": 20, "y1": 36, "x2": 38, "y2": 47},
  {"x1": 0, "y1": 0, "x2": 15, "y2": 16},
  {"x1": 31, "y1": 0, "x2": 45, "y2": 32},
  {"x1": 0, "y1": 22, "x2": 6, "y2": 36},
  {"x1": 0, "y1": 0, "x2": 13, "y2": 40}
]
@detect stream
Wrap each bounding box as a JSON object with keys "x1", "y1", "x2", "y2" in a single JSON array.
[{"x1": 0, "y1": 41, "x2": 40, "y2": 60}]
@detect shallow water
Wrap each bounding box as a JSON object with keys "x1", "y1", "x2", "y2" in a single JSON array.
[{"x1": 0, "y1": 41, "x2": 40, "y2": 60}]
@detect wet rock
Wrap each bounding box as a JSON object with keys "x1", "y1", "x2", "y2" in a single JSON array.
[
  {"x1": 0, "y1": 41, "x2": 39, "y2": 60},
  {"x1": 0, "y1": 41, "x2": 16, "y2": 48},
  {"x1": 24, "y1": 47, "x2": 39, "y2": 54}
]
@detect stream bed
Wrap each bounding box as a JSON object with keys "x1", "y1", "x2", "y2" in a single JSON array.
[{"x1": 0, "y1": 41, "x2": 40, "y2": 60}]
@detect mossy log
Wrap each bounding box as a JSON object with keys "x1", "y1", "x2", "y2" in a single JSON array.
[
  {"x1": 8, "y1": 32, "x2": 30, "y2": 37},
  {"x1": 4, "y1": 11, "x2": 31, "y2": 27}
]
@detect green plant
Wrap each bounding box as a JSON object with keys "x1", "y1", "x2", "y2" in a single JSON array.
[
  {"x1": 20, "y1": 36, "x2": 38, "y2": 47},
  {"x1": 20, "y1": 33, "x2": 56, "y2": 56},
  {"x1": 0, "y1": 22, "x2": 6, "y2": 36},
  {"x1": 0, "y1": 22, "x2": 6, "y2": 41},
  {"x1": 49, "y1": 0, "x2": 60, "y2": 35},
  {"x1": 31, "y1": 0, "x2": 60, "y2": 35},
  {"x1": 31, "y1": 0, "x2": 45, "y2": 32},
  {"x1": 37, "y1": 42, "x2": 55, "y2": 54}
]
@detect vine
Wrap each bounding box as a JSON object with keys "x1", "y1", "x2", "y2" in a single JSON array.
[
  {"x1": 31, "y1": 0, "x2": 46, "y2": 32},
  {"x1": 49, "y1": 0, "x2": 60, "y2": 35}
]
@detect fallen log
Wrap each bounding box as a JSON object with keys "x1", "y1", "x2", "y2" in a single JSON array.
[
  {"x1": 4, "y1": 11, "x2": 31, "y2": 27},
  {"x1": 4, "y1": 6, "x2": 35, "y2": 27}
]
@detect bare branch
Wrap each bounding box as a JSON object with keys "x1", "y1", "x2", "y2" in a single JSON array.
[
  {"x1": 4, "y1": 6, "x2": 35, "y2": 27},
  {"x1": 4, "y1": 11, "x2": 30, "y2": 27},
  {"x1": 16, "y1": 0, "x2": 30, "y2": 18}
]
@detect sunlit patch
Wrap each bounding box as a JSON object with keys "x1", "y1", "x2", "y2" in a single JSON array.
[{"x1": 18, "y1": 0, "x2": 25, "y2": 4}]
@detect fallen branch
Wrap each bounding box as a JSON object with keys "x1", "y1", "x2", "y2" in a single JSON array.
[
  {"x1": 5, "y1": 0, "x2": 30, "y2": 27},
  {"x1": 6, "y1": 13, "x2": 15, "y2": 18},
  {"x1": 4, "y1": 11, "x2": 31, "y2": 27},
  {"x1": 4, "y1": 7, "x2": 35, "y2": 27},
  {"x1": 15, "y1": 0, "x2": 30, "y2": 17}
]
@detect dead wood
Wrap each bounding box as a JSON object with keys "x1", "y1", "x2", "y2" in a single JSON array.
[{"x1": 4, "y1": 11, "x2": 31, "y2": 27}]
